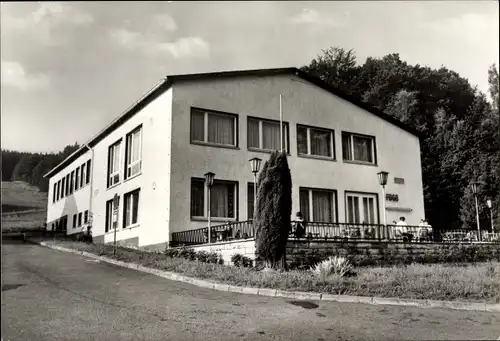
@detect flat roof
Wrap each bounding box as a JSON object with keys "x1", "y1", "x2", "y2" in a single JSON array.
[{"x1": 44, "y1": 67, "x2": 420, "y2": 178}]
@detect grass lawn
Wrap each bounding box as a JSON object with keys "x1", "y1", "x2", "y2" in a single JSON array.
[
  {"x1": 43, "y1": 240, "x2": 500, "y2": 303},
  {"x1": 1, "y1": 181, "x2": 47, "y2": 230}
]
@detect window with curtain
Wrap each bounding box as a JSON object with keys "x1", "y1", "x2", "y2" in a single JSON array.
[
  {"x1": 190, "y1": 178, "x2": 237, "y2": 219},
  {"x1": 247, "y1": 117, "x2": 289, "y2": 152},
  {"x1": 342, "y1": 132, "x2": 375, "y2": 164},
  {"x1": 107, "y1": 141, "x2": 121, "y2": 187},
  {"x1": 346, "y1": 192, "x2": 377, "y2": 224},
  {"x1": 297, "y1": 125, "x2": 334, "y2": 158},
  {"x1": 299, "y1": 188, "x2": 336, "y2": 222},
  {"x1": 190, "y1": 108, "x2": 237, "y2": 147},
  {"x1": 124, "y1": 189, "x2": 140, "y2": 228},
  {"x1": 125, "y1": 126, "x2": 142, "y2": 179}
]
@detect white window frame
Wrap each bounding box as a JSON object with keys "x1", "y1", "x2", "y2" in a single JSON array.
[
  {"x1": 123, "y1": 189, "x2": 140, "y2": 228},
  {"x1": 125, "y1": 127, "x2": 142, "y2": 179},
  {"x1": 342, "y1": 132, "x2": 376, "y2": 164},
  {"x1": 105, "y1": 199, "x2": 117, "y2": 232},
  {"x1": 247, "y1": 117, "x2": 289, "y2": 153},
  {"x1": 75, "y1": 166, "x2": 80, "y2": 191},
  {"x1": 190, "y1": 108, "x2": 238, "y2": 147},
  {"x1": 345, "y1": 192, "x2": 378, "y2": 225},
  {"x1": 80, "y1": 164, "x2": 86, "y2": 188},
  {"x1": 190, "y1": 178, "x2": 238, "y2": 220},
  {"x1": 297, "y1": 125, "x2": 335, "y2": 159},
  {"x1": 299, "y1": 187, "x2": 337, "y2": 222},
  {"x1": 108, "y1": 140, "x2": 122, "y2": 188}
]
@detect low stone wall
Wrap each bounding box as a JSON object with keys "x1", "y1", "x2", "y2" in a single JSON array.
[
  {"x1": 189, "y1": 239, "x2": 256, "y2": 265},
  {"x1": 286, "y1": 240, "x2": 500, "y2": 268}
]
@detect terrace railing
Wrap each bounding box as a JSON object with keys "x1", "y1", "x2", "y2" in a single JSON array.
[{"x1": 170, "y1": 220, "x2": 500, "y2": 247}]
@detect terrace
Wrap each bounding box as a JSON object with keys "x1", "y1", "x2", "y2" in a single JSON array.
[{"x1": 170, "y1": 220, "x2": 500, "y2": 247}]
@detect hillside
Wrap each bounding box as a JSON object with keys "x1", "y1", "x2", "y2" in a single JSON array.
[{"x1": 1, "y1": 181, "x2": 47, "y2": 230}]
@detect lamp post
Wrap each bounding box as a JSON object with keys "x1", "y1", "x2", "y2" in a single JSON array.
[
  {"x1": 377, "y1": 171, "x2": 389, "y2": 240},
  {"x1": 471, "y1": 182, "x2": 481, "y2": 241},
  {"x1": 204, "y1": 172, "x2": 215, "y2": 244},
  {"x1": 249, "y1": 157, "x2": 262, "y2": 218},
  {"x1": 487, "y1": 199, "x2": 494, "y2": 233}
]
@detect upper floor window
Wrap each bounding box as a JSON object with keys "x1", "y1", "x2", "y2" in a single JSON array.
[
  {"x1": 123, "y1": 188, "x2": 140, "y2": 228},
  {"x1": 75, "y1": 167, "x2": 80, "y2": 191},
  {"x1": 86, "y1": 160, "x2": 91, "y2": 184},
  {"x1": 53, "y1": 183, "x2": 57, "y2": 203},
  {"x1": 125, "y1": 126, "x2": 142, "y2": 179},
  {"x1": 70, "y1": 171, "x2": 75, "y2": 194},
  {"x1": 107, "y1": 141, "x2": 121, "y2": 188},
  {"x1": 299, "y1": 187, "x2": 337, "y2": 222},
  {"x1": 342, "y1": 132, "x2": 376, "y2": 164},
  {"x1": 247, "y1": 117, "x2": 289, "y2": 153},
  {"x1": 191, "y1": 178, "x2": 237, "y2": 219},
  {"x1": 80, "y1": 164, "x2": 86, "y2": 188},
  {"x1": 57, "y1": 180, "x2": 61, "y2": 201},
  {"x1": 65, "y1": 174, "x2": 70, "y2": 196},
  {"x1": 190, "y1": 108, "x2": 237, "y2": 147},
  {"x1": 297, "y1": 125, "x2": 335, "y2": 159}
]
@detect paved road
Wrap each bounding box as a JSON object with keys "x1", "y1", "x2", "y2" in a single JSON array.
[{"x1": 2, "y1": 241, "x2": 500, "y2": 341}]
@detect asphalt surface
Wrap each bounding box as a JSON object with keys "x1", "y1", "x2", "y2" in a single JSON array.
[{"x1": 2, "y1": 240, "x2": 500, "y2": 341}]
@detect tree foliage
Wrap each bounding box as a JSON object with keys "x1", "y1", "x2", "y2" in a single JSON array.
[
  {"x1": 254, "y1": 151, "x2": 292, "y2": 269},
  {"x1": 1, "y1": 143, "x2": 80, "y2": 192},
  {"x1": 302, "y1": 47, "x2": 500, "y2": 231}
]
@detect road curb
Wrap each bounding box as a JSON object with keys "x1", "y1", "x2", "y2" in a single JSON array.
[{"x1": 35, "y1": 241, "x2": 500, "y2": 313}]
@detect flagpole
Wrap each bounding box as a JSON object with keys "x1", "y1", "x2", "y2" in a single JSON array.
[{"x1": 279, "y1": 94, "x2": 283, "y2": 152}]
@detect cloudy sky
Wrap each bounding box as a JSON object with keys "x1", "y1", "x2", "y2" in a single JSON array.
[{"x1": 1, "y1": 1, "x2": 498, "y2": 153}]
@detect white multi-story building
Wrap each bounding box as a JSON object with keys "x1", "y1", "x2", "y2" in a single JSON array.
[{"x1": 44, "y1": 67, "x2": 425, "y2": 251}]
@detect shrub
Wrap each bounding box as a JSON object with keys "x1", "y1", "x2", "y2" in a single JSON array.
[
  {"x1": 231, "y1": 253, "x2": 243, "y2": 267},
  {"x1": 312, "y1": 256, "x2": 353, "y2": 281},
  {"x1": 254, "y1": 151, "x2": 292, "y2": 269},
  {"x1": 197, "y1": 251, "x2": 210, "y2": 263},
  {"x1": 164, "y1": 247, "x2": 178, "y2": 258},
  {"x1": 207, "y1": 252, "x2": 219, "y2": 264}
]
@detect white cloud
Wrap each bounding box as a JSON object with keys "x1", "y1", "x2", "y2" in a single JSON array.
[
  {"x1": 1, "y1": 60, "x2": 50, "y2": 91},
  {"x1": 1, "y1": 2, "x2": 94, "y2": 45},
  {"x1": 109, "y1": 27, "x2": 210, "y2": 59},
  {"x1": 155, "y1": 14, "x2": 177, "y2": 32},
  {"x1": 289, "y1": 8, "x2": 350, "y2": 29}
]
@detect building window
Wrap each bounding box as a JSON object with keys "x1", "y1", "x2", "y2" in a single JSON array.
[
  {"x1": 299, "y1": 188, "x2": 337, "y2": 222},
  {"x1": 80, "y1": 164, "x2": 85, "y2": 187},
  {"x1": 125, "y1": 126, "x2": 142, "y2": 179},
  {"x1": 75, "y1": 167, "x2": 80, "y2": 191},
  {"x1": 190, "y1": 178, "x2": 237, "y2": 219},
  {"x1": 57, "y1": 180, "x2": 61, "y2": 201},
  {"x1": 70, "y1": 171, "x2": 75, "y2": 195},
  {"x1": 62, "y1": 177, "x2": 66, "y2": 198},
  {"x1": 342, "y1": 132, "x2": 376, "y2": 164},
  {"x1": 78, "y1": 212, "x2": 82, "y2": 226},
  {"x1": 65, "y1": 174, "x2": 70, "y2": 196},
  {"x1": 107, "y1": 141, "x2": 121, "y2": 187},
  {"x1": 123, "y1": 189, "x2": 140, "y2": 228},
  {"x1": 86, "y1": 160, "x2": 91, "y2": 184},
  {"x1": 73, "y1": 214, "x2": 77, "y2": 228},
  {"x1": 190, "y1": 108, "x2": 237, "y2": 147},
  {"x1": 247, "y1": 117, "x2": 289, "y2": 152},
  {"x1": 84, "y1": 210, "x2": 89, "y2": 224},
  {"x1": 248, "y1": 182, "x2": 255, "y2": 220},
  {"x1": 105, "y1": 199, "x2": 117, "y2": 232},
  {"x1": 297, "y1": 125, "x2": 335, "y2": 159},
  {"x1": 345, "y1": 192, "x2": 377, "y2": 224},
  {"x1": 53, "y1": 183, "x2": 57, "y2": 203}
]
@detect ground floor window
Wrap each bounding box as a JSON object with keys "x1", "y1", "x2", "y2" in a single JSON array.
[
  {"x1": 191, "y1": 178, "x2": 237, "y2": 219},
  {"x1": 345, "y1": 192, "x2": 378, "y2": 224},
  {"x1": 299, "y1": 188, "x2": 337, "y2": 222},
  {"x1": 105, "y1": 199, "x2": 117, "y2": 232},
  {"x1": 123, "y1": 188, "x2": 140, "y2": 228}
]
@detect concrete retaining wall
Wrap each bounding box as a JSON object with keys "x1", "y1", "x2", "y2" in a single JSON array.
[{"x1": 189, "y1": 239, "x2": 256, "y2": 265}]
